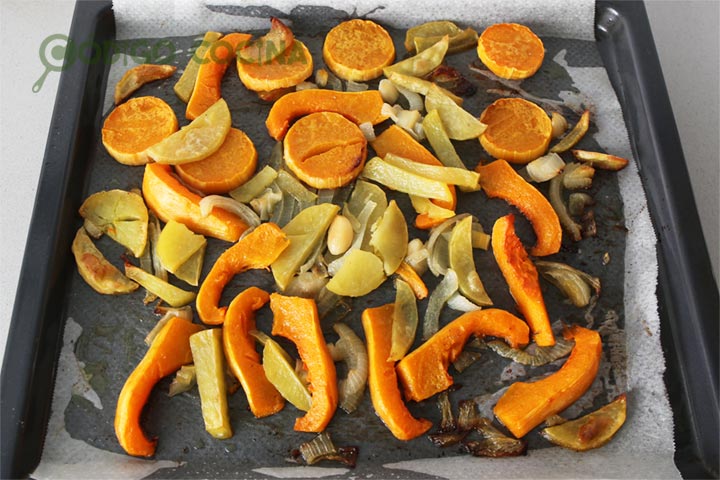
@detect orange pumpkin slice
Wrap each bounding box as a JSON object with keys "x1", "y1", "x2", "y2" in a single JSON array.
[
  {"x1": 266, "y1": 89, "x2": 387, "y2": 140},
  {"x1": 186, "y1": 33, "x2": 251, "y2": 120},
  {"x1": 223, "y1": 287, "x2": 285, "y2": 418},
  {"x1": 270, "y1": 294, "x2": 338, "y2": 432},
  {"x1": 477, "y1": 23, "x2": 545, "y2": 80},
  {"x1": 284, "y1": 111, "x2": 367, "y2": 189},
  {"x1": 492, "y1": 214, "x2": 554, "y2": 346},
  {"x1": 476, "y1": 159, "x2": 561, "y2": 257},
  {"x1": 102, "y1": 96, "x2": 178, "y2": 166},
  {"x1": 142, "y1": 162, "x2": 248, "y2": 242},
  {"x1": 323, "y1": 19, "x2": 395, "y2": 81},
  {"x1": 479, "y1": 97, "x2": 552, "y2": 164},
  {"x1": 396, "y1": 309, "x2": 530, "y2": 402},
  {"x1": 494, "y1": 325, "x2": 602, "y2": 438},
  {"x1": 115, "y1": 316, "x2": 203, "y2": 457},
  {"x1": 175, "y1": 128, "x2": 258, "y2": 194},
  {"x1": 237, "y1": 39, "x2": 313, "y2": 92},
  {"x1": 362, "y1": 303, "x2": 432, "y2": 440}
]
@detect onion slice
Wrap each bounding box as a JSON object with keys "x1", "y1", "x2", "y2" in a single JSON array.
[
  {"x1": 426, "y1": 213, "x2": 469, "y2": 276},
  {"x1": 297, "y1": 432, "x2": 359, "y2": 467},
  {"x1": 483, "y1": 336, "x2": 575, "y2": 366},
  {"x1": 388, "y1": 279, "x2": 419, "y2": 361},
  {"x1": 446, "y1": 292, "x2": 481, "y2": 312},
  {"x1": 168, "y1": 365, "x2": 196, "y2": 397},
  {"x1": 145, "y1": 305, "x2": 193, "y2": 345},
  {"x1": 524, "y1": 152, "x2": 565, "y2": 182},
  {"x1": 358, "y1": 122, "x2": 376, "y2": 141},
  {"x1": 422, "y1": 268, "x2": 459, "y2": 340},
  {"x1": 199, "y1": 195, "x2": 261, "y2": 228},
  {"x1": 328, "y1": 322, "x2": 368, "y2": 414}
]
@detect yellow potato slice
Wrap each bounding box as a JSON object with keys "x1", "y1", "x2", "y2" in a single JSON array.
[
  {"x1": 72, "y1": 227, "x2": 138, "y2": 295},
  {"x1": 146, "y1": 98, "x2": 231, "y2": 165},
  {"x1": 78, "y1": 189, "x2": 148, "y2": 258}
]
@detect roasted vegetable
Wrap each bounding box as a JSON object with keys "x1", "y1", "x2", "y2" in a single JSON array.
[
  {"x1": 190, "y1": 329, "x2": 232, "y2": 439},
  {"x1": 389, "y1": 279, "x2": 419, "y2": 361},
  {"x1": 536, "y1": 260, "x2": 601, "y2": 308},
  {"x1": 550, "y1": 110, "x2": 590, "y2": 153},
  {"x1": 79, "y1": 189, "x2": 149, "y2": 258},
  {"x1": 397, "y1": 309, "x2": 530, "y2": 402},
  {"x1": 362, "y1": 304, "x2": 432, "y2": 440},
  {"x1": 541, "y1": 393, "x2": 627, "y2": 451},
  {"x1": 369, "y1": 200, "x2": 408, "y2": 275},
  {"x1": 571, "y1": 149, "x2": 629, "y2": 171},
  {"x1": 449, "y1": 216, "x2": 492, "y2": 307},
  {"x1": 328, "y1": 322, "x2": 368, "y2": 413},
  {"x1": 477, "y1": 160, "x2": 561, "y2": 256},
  {"x1": 272, "y1": 203, "x2": 339, "y2": 291},
  {"x1": 223, "y1": 287, "x2": 285, "y2": 418},
  {"x1": 492, "y1": 214, "x2": 554, "y2": 346},
  {"x1": 483, "y1": 337, "x2": 575, "y2": 367},
  {"x1": 326, "y1": 249, "x2": 386, "y2": 297},
  {"x1": 168, "y1": 364, "x2": 196, "y2": 397},
  {"x1": 143, "y1": 162, "x2": 248, "y2": 242},
  {"x1": 494, "y1": 325, "x2": 602, "y2": 438},
  {"x1": 72, "y1": 227, "x2": 138, "y2": 295},
  {"x1": 270, "y1": 294, "x2": 338, "y2": 432},
  {"x1": 196, "y1": 222, "x2": 289, "y2": 324},
  {"x1": 115, "y1": 64, "x2": 176, "y2": 105},
  {"x1": 257, "y1": 331, "x2": 312, "y2": 412},
  {"x1": 115, "y1": 316, "x2": 203, "y2": 457},
  {"x1": 265, "y1": 89, "x2": 387, "y2": 140},
  {"x1": 297, "y1": 432, "x2": 359, "y2": 467},
  {"x1": 124, "y1": 262, "x2": 196, "y2": 307}
]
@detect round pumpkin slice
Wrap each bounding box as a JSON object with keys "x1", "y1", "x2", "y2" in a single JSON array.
[
  {"x1": 237, "y1": 39, "x2": 313, "y2": 92},
  {"x1": 479, "y1": 97, "x2": 552, "y2": 164},
  {"x1": 175, "y1": 128, "x2": 258, "y2": 194},
  {"x1": 477, "y1": 23, "x2": 545, "y2": 80},
  {"x1": 323, "y1": 19, "x2": 395, "y2": 82},
  {"x1": 102, "y1": 96, "x2": 178, "y2": 166},
  {"x1": 284, "y1": 111, "x2": 367, "y2": 189}
]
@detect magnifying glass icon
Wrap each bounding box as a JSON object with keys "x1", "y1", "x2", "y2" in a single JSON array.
[{"x1": 33, "y1": 34, "x2": 74, "y2": 93}]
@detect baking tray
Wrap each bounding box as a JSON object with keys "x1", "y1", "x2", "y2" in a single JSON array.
[{"x1": 1, "y1": 0, "x2": 717, "y2": 478}]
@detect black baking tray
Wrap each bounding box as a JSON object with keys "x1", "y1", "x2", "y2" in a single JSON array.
[{"x1": 1, "y1": 1, "x2": 717, "y2": 478}]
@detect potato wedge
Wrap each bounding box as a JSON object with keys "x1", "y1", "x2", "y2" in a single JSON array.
[
  {"x1": 72, "y1": 227, "x2": 138, "y2": 295},
  {"x1": 425, "y1": 84, "x2": 486, "y2": 140},
  {"x1": 79, "y1": 189, "x2": 149, "y2": 258}
]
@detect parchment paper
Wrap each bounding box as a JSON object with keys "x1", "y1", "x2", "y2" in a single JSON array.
[{"x1": 33, "y1": 1, "x2": 679, "y2": 478}]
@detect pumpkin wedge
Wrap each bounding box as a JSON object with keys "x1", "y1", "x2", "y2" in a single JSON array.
[
  {"x1": 270, "y1": 294, "x2": 338, "y2": 432},
  {"x1": 494, "y1": 325, "x2": 602, "y2": 438},
  {"x1": 115, "y1": 316, "x2": 203, "y2": 457},
  {"x1": 186, "y1": 33, "x2": 251, "y2": 120},
  {"x1": 266, "y1": 89, "x2": 387, "y2": 140},
  {"x1": 223, "y1": 287, "x2": 285, "y2": 418},
  {"x1": 197, "y1": 223, "x2": 289, "y2": 325},
  {"x1": 142, "y1": 163, "x2": 248, "y2": 242},
  {"x1": 492, "y1": 214, "x2": 555, "y2": 346},
  {"x1": 362, "y1": 304, "x2": 432, "y2": 440},
  {"x1": 396, "y1": 309, "x2": 529, "y2": 402},
  {"x1": 476, "y1": 159, "x2": 561, "y2": 256}
]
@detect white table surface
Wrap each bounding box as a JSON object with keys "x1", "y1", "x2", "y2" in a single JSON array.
[{"x1": 1, "y1": 0, "x2": 718, "y2": 364}]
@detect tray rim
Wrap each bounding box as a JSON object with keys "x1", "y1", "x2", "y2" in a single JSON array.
[{"x1": 1, "y1": 0, "x2": 717, "y2": 478}]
